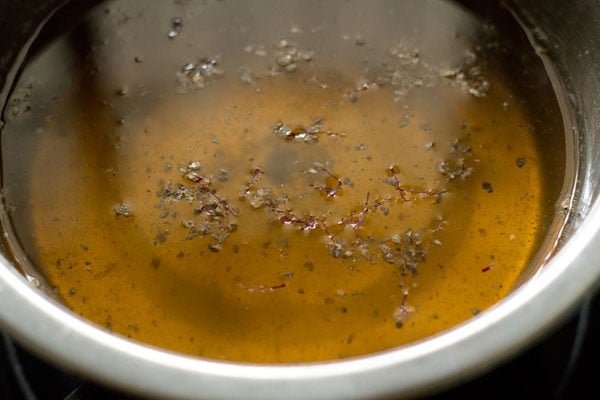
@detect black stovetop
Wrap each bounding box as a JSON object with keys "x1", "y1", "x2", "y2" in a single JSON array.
[{"x1": 1, "y1": 292, "x2": 598, "y2": 400}]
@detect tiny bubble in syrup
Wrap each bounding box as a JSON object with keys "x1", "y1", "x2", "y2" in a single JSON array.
[
  {"x1": 168, "y1": 17, "x2": 184, "y2": 39},
  {"x1": 355, "y1": 35, "x2": 366, "y2": 46}
]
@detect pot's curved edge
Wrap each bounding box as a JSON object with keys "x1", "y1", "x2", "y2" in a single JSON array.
[{"x1": 0, "y1": 0, "x2": 67, "y2": 108}]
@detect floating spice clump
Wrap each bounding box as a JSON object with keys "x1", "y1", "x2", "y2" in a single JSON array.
[
  {"x1": 157, "y1": 161, "x2": 238, "y2": 247},
  {"x1": 155, "y1": 116, "x2": 454, "y2": 295},
  {"x1": 176, "y1": 57, "x2": 224, "y2": 92},
  {"x1": 273, "y1": 118, "x2": 345, "y2": 143},
  {"x1": 438, "y1": 137, "x2": 474, "y2": 181},
  {"x1": 273, "y1": 39, "x2": 314, "y2": 73}
]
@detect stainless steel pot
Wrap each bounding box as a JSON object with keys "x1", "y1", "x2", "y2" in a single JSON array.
[{"x1": 1, "y1": 1, "x2": 599, "y2": 398}]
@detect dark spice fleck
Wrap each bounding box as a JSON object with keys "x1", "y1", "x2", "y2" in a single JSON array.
[
  {"x1": 482, "y1": 182, "x2": 493, "y2": 193},
  {"x1": 516, "y1": 157, "x2": 526, "y2": 168},
  {"x1": 155, "y1": 231, "x2": 167, "y2": 244}
]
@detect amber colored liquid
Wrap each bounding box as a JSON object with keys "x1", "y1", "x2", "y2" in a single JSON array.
[{"x1": 0, "y1": 0, "x2": 565, "y2": 362}]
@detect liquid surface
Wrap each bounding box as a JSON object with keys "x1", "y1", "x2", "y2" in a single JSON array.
[{"x1": 0, "y1": 0, "x2": 565, "y2": 362}]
